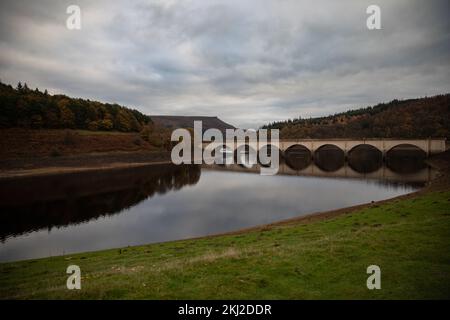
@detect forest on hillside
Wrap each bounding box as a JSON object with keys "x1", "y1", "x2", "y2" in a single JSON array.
[
  {"x1": 0, "y1": 81, "x2": 150, "y2": 132},
  {"x1": 2, "y1": 80, "x2": 449, "y2": 140},
  {"x1": 262, "y1": 94, "x2": 450, "y2": 139}
]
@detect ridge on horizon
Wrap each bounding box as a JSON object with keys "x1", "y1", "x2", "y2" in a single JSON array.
[{"x1": 149, "y1": 115, "x2": 236, "y2": 132}]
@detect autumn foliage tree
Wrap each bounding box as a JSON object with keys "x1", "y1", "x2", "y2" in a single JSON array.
[
  {"x1": 263, "y1": 95, "x2": 450, "y2": 139},
  {"x1": 0, "y1": 81, "x2": 151, "y2": 132}
]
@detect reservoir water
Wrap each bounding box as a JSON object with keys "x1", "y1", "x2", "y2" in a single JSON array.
[{"x1": 0, "y1": 155, "x2": 435, "y2": 262}]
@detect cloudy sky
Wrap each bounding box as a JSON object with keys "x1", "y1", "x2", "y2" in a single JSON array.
[{"x1": 0, "y1": 0, "x2": 449, "y2": 128}]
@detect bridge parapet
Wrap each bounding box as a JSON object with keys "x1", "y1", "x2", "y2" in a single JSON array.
[{"x1": 202, "y1": 138, "x2": 446, "y2": 156}]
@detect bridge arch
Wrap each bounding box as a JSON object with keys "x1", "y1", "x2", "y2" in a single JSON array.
[
  {"x1": 347, "y1": 144, "x2": 382, "y2": 173},
  {"x1": 313, "y1": 144, "x2": 345, "y2": 172},
  {"x1": 314, "y1": 144, "x2": 345, "y2": 157},
  {"x1": 285, "y1": 144, "x2": 312, "y2": 157},
  {"x1": 386, "y1": 143, "x2": 427, "y2": 157},
  {"x1": 284, "y1": 144, "x2": 312, "y2": 171},
  {"x1": 385, "y1": 143, "x2": 427, "y2": 174},
  {"x1": 348, "y1": 144, "x2": 382, "y2": 155}
]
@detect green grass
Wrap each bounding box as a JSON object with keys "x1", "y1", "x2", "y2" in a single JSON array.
[{"x1": 1, "y1": 190, "x2": 449, "y2": 299}]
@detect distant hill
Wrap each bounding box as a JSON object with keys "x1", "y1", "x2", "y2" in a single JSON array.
[
  {"x1": 262, "y1": 94, "x2": 450, "y2": 139},
  {"x1": 150, "y1": 115, "x2": 235, "y2": 133}
]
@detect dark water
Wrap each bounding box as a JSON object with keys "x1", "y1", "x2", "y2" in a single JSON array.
[{"x1": 0, "y1": 153, "x2": 435, "y2": 262}]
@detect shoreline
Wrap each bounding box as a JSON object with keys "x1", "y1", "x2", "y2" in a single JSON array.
[
  {"x1": 0, "y1": 151, "x2": 172, "y2": 179},
  {"x1": 0, "y1": 160, "x2": 173, "y2": 179}
]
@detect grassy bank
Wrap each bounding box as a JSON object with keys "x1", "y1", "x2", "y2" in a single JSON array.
[{"x1": 0, "y1": 186, "x2": 449, "y2": 299}]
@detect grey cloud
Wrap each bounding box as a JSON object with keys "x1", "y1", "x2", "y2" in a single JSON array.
[{"x1": 0, "y1": 0, "x2": 449, "y2": 128}]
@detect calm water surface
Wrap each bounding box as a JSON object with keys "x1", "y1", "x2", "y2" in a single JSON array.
[{"x1": 0, "y1": 156, "x2": 434, "y2": 262}]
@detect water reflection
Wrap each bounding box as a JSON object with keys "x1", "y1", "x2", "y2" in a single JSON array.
[
  {"x1": 0, "y1": 152, "x2": 435, "y2": 262},
  {"x1": 229, "y1": 147, "x2": 434, "y2": 183},
  {"x1": 0, "y1": 164, "x2": 200, "y2": 241},
  {"x1": 210, "y1": 157, "x2": 435, "y2": 184}
]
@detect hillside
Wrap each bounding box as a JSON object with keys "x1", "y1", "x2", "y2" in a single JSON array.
[
  {"x1": 0, "y1": 128, "x2": 158, "y2": 159},
  {"x1": 150, "y1": 115, "x2": 235, "y2": 133},
  {"x1": 263, "y1": 94, "x2": 450, "y2": 139},
  {"x1": 0, "y1": 81, "x2": 150, "y2": 132}
]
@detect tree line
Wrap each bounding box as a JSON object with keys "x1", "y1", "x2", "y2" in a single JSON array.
[
  {"x1": 0, "y1": 81, "x2": 151, "y2": 132},
  {"x1": 262, "y1": 94, "x2": 450, "y2": 139}
]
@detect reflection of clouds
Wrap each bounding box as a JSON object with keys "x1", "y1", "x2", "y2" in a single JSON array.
[{"x1": 114, "y1": 171, "x2": 417, "y2": 240}]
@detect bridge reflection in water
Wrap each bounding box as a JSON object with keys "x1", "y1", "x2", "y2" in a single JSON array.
[{"x1": 211, "y1": 147, "x2": 436, "y2": 184}]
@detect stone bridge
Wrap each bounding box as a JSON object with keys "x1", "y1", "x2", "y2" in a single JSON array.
[{"x1": 203, "y1": 138, "x2": 447, "y2": 157}]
